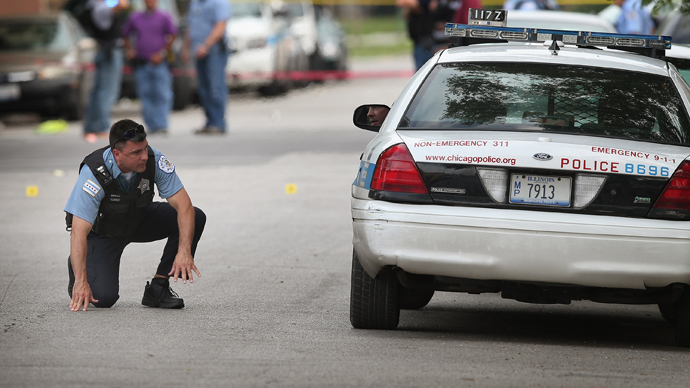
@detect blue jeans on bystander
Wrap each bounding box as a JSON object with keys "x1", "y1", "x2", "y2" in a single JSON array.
[
  {"x1": 135, "y1": 61, "x2": 173, "y2": 132},
  {"x1": 84, "y1": 47, "x2": 124, "y2": 135},
  {"x1": 413, "y1": 43, "x2": 433, "y2": 71},
  {"x1": 195, "y1": 44, "x2": 229, "y2": 132}
]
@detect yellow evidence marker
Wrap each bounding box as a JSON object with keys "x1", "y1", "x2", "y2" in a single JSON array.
[{"x1": 26, "y1": 186, "x2": 39, "y2": 197}]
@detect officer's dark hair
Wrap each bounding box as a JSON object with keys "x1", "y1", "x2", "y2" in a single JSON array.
[{"x1": 109, "y1": 119, "x2": 147, "y2": 151}]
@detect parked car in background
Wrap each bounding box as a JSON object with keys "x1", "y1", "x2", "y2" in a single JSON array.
[
  {"x1": 658, "y1": 10, "x2": 690, "y2": 41},
  {"x1": 665, "y1": 44, "x2": 690, "y2": 85},
  {"x1": 285, "y1": 0, "x2": 318, "y2": 78},
  {"x1": 654, "y1": 3, "x2": 684, "y2": 29},
  {"x1": 226, "y1": 1, "x2": 304, "y2": 96},
  {"x1": 0, "y1": 11, "x2": 96, "y2": 121},
  {"x1": 657, "y1": 11, "x2": 690, "y2": 85},
  {"x1": 312, "y1": 7, "x2": 348, "y2": 78},
  {"x1": 120, "y1": 0, "x2": 196, "y2": 110}
]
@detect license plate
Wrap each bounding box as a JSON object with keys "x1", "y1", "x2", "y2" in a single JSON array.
[
  {"x1": 509, "y1": 174, "x2": 572, "y2": 207},
  {"x1": 0, "y1": 83, "x2": 20, "y2": 102}
]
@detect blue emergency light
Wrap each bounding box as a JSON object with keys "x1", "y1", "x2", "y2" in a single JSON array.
[{"x1": 444, "y1": 23, "x2": 672, "y2": 51}]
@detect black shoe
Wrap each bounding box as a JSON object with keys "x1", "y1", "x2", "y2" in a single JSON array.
[
  {"x1": 142, "y1": 278, "x2": 184, "y2": 309},
  {"x1": 68, "y1": 256, "x2": 74, "y2": 298},
  {"x1": 194, "y1": 126, "x2": 225, "y2": 135}
]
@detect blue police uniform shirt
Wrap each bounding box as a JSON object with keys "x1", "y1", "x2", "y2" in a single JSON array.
[
  {"x1": 64, "y1": 146, "x2": 184, "y2": 224},
  {"x1": 187, "y1": 0, "x2": 231, "y2": 53},
  {"x1": 616, "y1": 0, "x2": 654, "y2": 35}
]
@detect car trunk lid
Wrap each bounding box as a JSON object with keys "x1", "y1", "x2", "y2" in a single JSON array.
[{"x1": 396, "y1": 130, "x2": 690, "y2": 218}]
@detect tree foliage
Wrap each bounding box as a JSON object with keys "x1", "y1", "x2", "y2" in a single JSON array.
[{"x1": 643, "y1": 0, "x2": 690, "y2": 14}]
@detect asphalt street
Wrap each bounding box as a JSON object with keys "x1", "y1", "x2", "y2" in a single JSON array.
[{"x1": 2, "y1": 55, "x2": 690, "y2": 387}]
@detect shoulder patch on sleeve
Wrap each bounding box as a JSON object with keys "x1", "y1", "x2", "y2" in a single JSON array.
[
  {"x1": 158, "y1": 155, "x2": 175, "y2": 174},
  {"x1": 82, "y1": 179, "x2": 101, "y2": 197}
]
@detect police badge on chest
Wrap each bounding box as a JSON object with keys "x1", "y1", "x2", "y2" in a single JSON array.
[{"x1": 138, "y1": 179, "x2": 150, "y2": 194}]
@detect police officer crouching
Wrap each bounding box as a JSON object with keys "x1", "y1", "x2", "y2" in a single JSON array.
[{"x1": 64, "y1": 119, "x2": 206, "y2": 311}]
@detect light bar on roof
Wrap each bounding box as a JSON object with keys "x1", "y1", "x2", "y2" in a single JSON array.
[{"x1": 444, "y1": 23, "x2": 672, "y2": 50}]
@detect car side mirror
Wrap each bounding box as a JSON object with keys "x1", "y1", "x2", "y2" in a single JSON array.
[{"x1": 353, "y1": 104, "x2": 390, "y2": 132}]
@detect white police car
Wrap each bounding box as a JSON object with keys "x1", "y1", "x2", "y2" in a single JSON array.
[{"x1": 350, "y1": 10, "x2": 690, "y2": 346}]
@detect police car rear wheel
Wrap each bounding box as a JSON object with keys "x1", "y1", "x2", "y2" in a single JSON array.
[
  {"x1": 350, "y1": 251, "x2": 400, "y2": 330},
  {"x1": 674, "y1": 287, "x2": 690, "y2": 347}
]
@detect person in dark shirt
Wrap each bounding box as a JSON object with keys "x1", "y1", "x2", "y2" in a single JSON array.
[
  {"x1": 397, "y1": 0, "x2": 436, "y2": 70},
  {"x1": 83, "y1": 0, "x2": 130, "y2": 143},
  {"x1": 399, "y1": 0, "x2": 480, "y2": 70}
]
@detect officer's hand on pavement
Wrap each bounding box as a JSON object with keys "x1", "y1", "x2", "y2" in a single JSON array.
[
  {"x1": 169, "y1": 252, "x2": 200, "y2": 284},
  {"x1": 70, "y1": 282, "x2": 98, "y2": 312}
]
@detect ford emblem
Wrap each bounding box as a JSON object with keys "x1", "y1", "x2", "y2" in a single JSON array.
[{"x1": 533, "y1": 153, "x2": 553, "y2": 161}]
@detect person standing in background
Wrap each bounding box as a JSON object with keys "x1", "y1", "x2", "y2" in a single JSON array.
[
  {"x1": 122, "y1": 0, "x2": 177, "y2": 135},
  {"x1": 83, "y1": 0, "x2": 130, "y2": 143},
  {"x1": 397, "y1": 0, "x2": 435, "y2": 71},
  {"x1": 182, "y1": 0, "x2": 230, "y2": 135},
  {"x1": 429, "y1": 0, "x2": 465, "y2": 52},
  {"x1": 615, "y1": 0, "x2": 655, "y2": 35},
  {"x1": 452, "y1": 0, "x2": 483, "y2": 24},
  {"x1": 399, "y1": 0, "x2": 478, "y2": 70}
]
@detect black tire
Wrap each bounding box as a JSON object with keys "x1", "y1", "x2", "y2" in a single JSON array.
[
  {"x1": 64, "y1": 87, "x2": 85, "y2": 121},
  {"x1": 257, "y1": 81, "x2": 288, "y2": 97},
  {"x1": 308, "y1": 49, "x2": 324, "y2": 84},
  {"x1": 659, "y1": 302, "x2": 678, "y2": 324},
  {"x1": 308, "y1": 48, "x2": 323, "y2": 71},
  {"x1": 350, "y1": 251, "x2": 400, "y2": 329},
  {"x1": 258, "y1": 52, "x2": 292, "y2": 97},
  {"x1": 172, "y1": 76, "x2": 193, "y2": 111},
  {"x1": 399, "y1": 286, "x2": 434, "y2": 310},
  {"x1": 675, "y1": 287, "x2": 690, "y2": 346}
]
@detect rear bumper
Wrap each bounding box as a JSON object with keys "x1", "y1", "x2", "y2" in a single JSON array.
[{"x1": 352, "y1": 198, "x2": 690, "y2": 290}]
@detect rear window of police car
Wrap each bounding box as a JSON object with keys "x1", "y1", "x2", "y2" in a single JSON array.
[{"x1": 400, "y1": 62, "x2": 690, "y2": 145}]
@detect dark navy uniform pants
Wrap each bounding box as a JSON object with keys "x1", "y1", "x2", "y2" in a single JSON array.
[{"x1": 85, "y1": 202, "x2": 206, "y2": 307}]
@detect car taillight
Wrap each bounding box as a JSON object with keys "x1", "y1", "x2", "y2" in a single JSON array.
[
  {"x1": 654, "y1": 161, "x2": 690, "y2": 210},
  {"x1": 371, "y1": 143, "x2": 428, "y2": 194}
]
